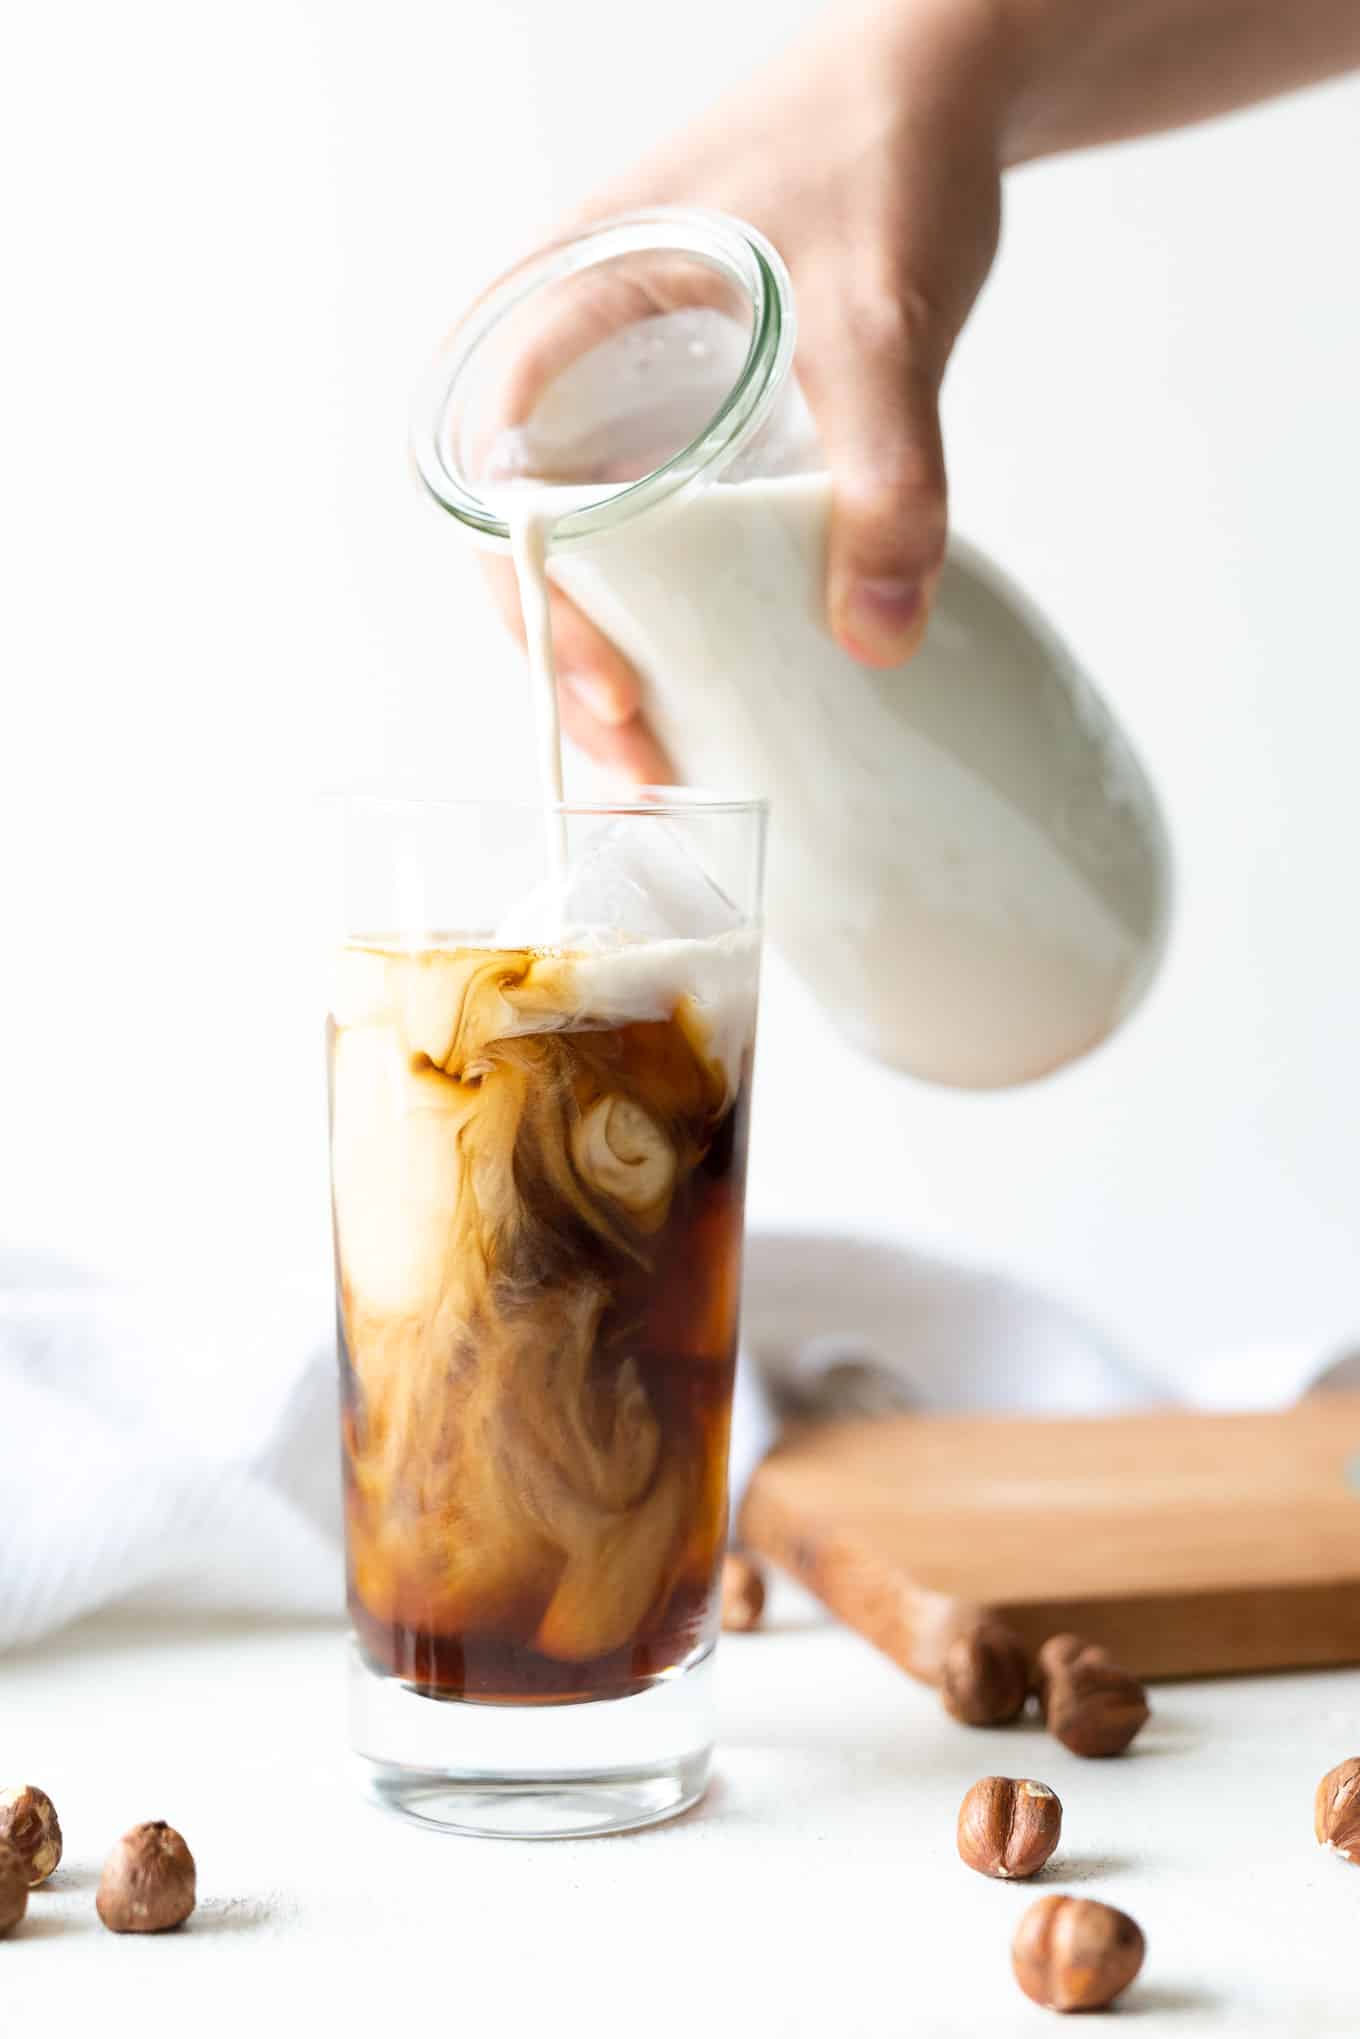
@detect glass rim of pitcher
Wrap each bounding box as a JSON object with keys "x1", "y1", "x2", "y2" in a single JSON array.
[
  {"x1": 410, "y1": 207, "x2": 797, "y2": 547},
  {"x1": 331, "y1": 785, "x2": 769, "y2": 819}
]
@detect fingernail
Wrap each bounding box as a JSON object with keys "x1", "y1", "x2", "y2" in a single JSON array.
[
  {"x1": 564, "y1": 673, "x2": 630, "y2": 725},
  {"x1": 845, "y1": 577, "x2": 923, "y2": 661}
]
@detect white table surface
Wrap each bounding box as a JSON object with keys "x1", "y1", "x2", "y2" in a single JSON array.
[{"x1": 4, "y1": 1590, "x2": 1358, "y2": 2035}]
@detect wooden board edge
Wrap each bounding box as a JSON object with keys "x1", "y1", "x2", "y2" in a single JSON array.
[
  {"x1": 739, "y1": 1484, "x2": 975, "y2": 1687},
  {"x1": 993, "y1": 1582, "x2": 1360, "y2": 1682}
]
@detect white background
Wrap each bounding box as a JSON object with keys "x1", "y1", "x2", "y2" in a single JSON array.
[{"x1": 4, "y1": 0, "x2": 1359, "y2": 1384}]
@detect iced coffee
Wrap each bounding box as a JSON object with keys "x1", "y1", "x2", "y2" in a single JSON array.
[{"x1": 329, "y1": 897, "x2": 758, "y2": 1707}]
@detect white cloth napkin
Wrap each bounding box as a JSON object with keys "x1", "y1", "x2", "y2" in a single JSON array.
[{"x1": 2, "y1": 1236, "x2": 1357, "y2": 1653}]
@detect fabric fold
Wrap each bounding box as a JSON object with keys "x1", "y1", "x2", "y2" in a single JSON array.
[{"x1": 2, "y1": 1237, "x2": 1353, "y2": 1653}]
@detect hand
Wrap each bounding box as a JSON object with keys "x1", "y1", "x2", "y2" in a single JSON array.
[{"x1": 482, "y1": 0, "x2": 1009, "y2": 778}]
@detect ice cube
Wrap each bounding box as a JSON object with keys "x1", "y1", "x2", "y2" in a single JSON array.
[{"x1": 496, "y1": 816, "x2": 742, "y2": 949}]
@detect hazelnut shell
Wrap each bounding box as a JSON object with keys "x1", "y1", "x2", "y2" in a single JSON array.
[
  {"x1": 1043, "y1": 1645, "x2": 1149, "y2": 1758},
  {"x1": 1012, "y1": 1894, "x2": 1146, "y2": 2013},
  {"x1": 0, "y1": 1784, "x2": 63, "y2": 1886},
  {"x1": 96, "y1": 1821, "x2": 197, "y2": 1934},
  {"x1": 957, "y1": 1775, "x2": 1062, "y2": 1880},
  {"x1": 1315, "y1": 1757, "x2": 1360, "y2": 1862},
  {"x1": 940, "y1": 1622, "x2": 1031, "y2": 1726},
  {"x1": 0, "y1": 1843, "x2": 28, "y2": 1937},
  {"x1": 1033, "y1": 1633, "x2": 1109, "y2": 1706},
  {"x1": 720, "y1": 1552, "x2": 766, "y2": 1633}
]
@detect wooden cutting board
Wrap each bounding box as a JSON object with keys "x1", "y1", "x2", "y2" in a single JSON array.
[{"x1": 738, "y1": 1394, "x2": 1360, "y2": 1682}]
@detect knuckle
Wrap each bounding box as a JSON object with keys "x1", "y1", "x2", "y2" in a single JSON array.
[
  {"x1": 840, "y1": 452, "x2": 948, "y2": 559},
  {"x1": 845, "y1": 275, "x2": 946, "y2": 374},
  {"x1": 845, "y1": 287, "x2": 911, "y2": 363}
]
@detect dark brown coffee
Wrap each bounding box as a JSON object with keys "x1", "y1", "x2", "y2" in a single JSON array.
[{"x1": 328, "y1": 936, "x2": 757, "y2": 1705}]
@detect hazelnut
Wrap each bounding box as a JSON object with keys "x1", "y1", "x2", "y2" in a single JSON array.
[
  {"x1": 940, "y1": 1621, "x2": 1031, "y2": 1726},
  {"x1": 96, "y1": 1821, "x2": 197, "y2": 1934},
  {"x1": 1315, "y1": 1758, "x2": 1360, "y2": 1862},
  {"x1": 1033, "y1": 1633, "x2": 1110, "y2": 1707},
  {"x1": 0, "y1": 1784, "x2": 63, "y2": 1886},
  {"x1": 721, "y1": 1551, "x2": 766, "y2": 1633},
  {"x1": 0, "y1": 1843, "x2": 28, "y2": 1937},
  {"x1": 1012, "y1": 1894, "x2": 1146, "y2": 2013},
  {"x1": 957, "y1": 1775, "x2": 1062, "y2": 1880},
  {"x1": 1042, "y1": 1641, "x2": 1149, "y2": 1758}
]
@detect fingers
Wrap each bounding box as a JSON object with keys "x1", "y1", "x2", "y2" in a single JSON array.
[
  {"x1": 469, "y1": 249, "x2": 718, "y2": 791},
  {"x1": 479, "y1": 555, "x2": 673, "y2": 785},
  {"x1": 557, "y1": 685, "x2": 676, "y2": 786},
  {"x1": 481, "y1": 554, "x2": 641, "y2": 723},
  {"x1": 800, "y1": 288, "x2": 950, "y2": 669}
]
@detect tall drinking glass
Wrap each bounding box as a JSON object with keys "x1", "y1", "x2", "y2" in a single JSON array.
[{"x1": 329, "y1": 793, "x2": 765, "y2": 1837}]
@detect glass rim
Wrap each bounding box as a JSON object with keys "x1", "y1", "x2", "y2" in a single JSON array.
[
  {"x1": 410, "y1": 207, "x2": 797, "y2": 549},
  {"x1": 327, "y1": 785, "x2": 769, "y2": 820}
]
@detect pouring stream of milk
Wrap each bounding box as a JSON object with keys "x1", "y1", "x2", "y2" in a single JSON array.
[{"x1": 506, "y1": 494, "x2": 568, "y2": 881}]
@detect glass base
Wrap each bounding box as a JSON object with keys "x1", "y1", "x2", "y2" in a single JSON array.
[{"x1": 348, "y1": 1640, "x2": 714, "y2": 1840}]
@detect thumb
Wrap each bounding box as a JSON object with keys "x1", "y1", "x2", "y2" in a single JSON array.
[{"x1": 803, "y1": 301, "x2": 949, "y2": 667}]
